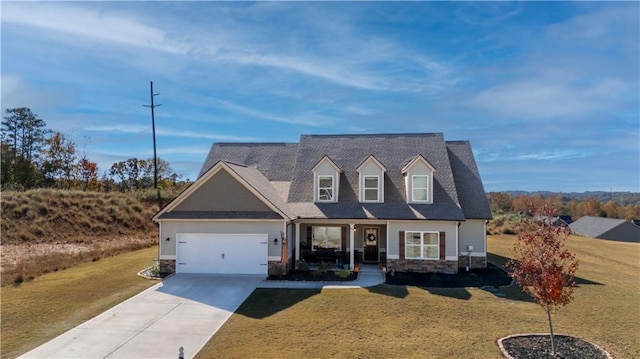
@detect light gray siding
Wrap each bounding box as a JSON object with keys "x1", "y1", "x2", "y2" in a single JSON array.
[
  {"x1": 387, "y1": 220, "x2": 458, "y2": 259},
  {"x1": 458, "y1": 220, "x2": 487, "y2": 255},
  {"x1": 172, "y1": 170, "x2": 272, "y2": 212}
]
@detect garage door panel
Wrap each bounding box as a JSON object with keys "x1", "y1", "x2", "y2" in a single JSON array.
[{"x1": 176, "y1": 234, "x2": 268, "y2": 275}]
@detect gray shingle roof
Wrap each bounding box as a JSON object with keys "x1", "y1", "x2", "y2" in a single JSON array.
[
  {"x1": 446, "y1": 141, "x2": 492, "y2": 219},
  {"x1": 199, "y1": 143, "x2": 298, "y2": 181},
  {"x1": 194, "y1": 133, "x2": 492, "y2": 222},
  {"x1": 224, "y1": 162, "x2": 297, "y2": 220},
  {"x1": 569, "y1": 216, "x2": 628, "y2": 238},
  {"x1": 287, "y1": 133, "x2": 465, "y2": 220}
]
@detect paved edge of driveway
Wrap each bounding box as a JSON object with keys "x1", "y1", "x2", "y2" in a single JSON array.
[{"x1": 18, "y1": 275, "x2": 264, "y2": 359}]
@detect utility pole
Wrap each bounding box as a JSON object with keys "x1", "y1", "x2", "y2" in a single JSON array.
[{"x1": 143, "y1": 81, "x2": 162, "y2": 208}]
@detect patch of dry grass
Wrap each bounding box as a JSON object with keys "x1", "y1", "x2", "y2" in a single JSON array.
[
  {"x1": 1, "y1": 236, "x2": 157, "y2": 286},
  {"x1": 2, "y1": 189, "x2": 158, "y2": 243},
  {"x1": 0, "y1": 246, "x2": 158, "y2": 359},
  {"x1": 198, "y1": 235, "x2": 639, "y2": 358},
  {"x1": 1, "y1": 189, "x2": 159, "y2": 285}
]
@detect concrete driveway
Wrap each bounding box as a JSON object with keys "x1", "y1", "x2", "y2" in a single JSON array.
[{"x1": 19, "y1": 274, "x2": 264, "y2": 359}]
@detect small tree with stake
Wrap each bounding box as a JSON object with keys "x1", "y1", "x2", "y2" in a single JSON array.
[{"x1": 506, "y1": 203, "x2": 579, "y2": 356}]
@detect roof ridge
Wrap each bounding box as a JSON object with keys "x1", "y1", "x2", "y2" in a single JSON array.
[{"x1": 302, "y1": 133, "x2": 443, "y2": 138}]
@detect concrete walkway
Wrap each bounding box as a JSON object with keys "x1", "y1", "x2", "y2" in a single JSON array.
[
  {"x1": 20, "y1": 266, "x2": 384, "y2": 359},
  {"x1": 19, "y1": 274, "x2": 265, "y2": 359},
  {"x1": 257, "y1": 264, "x2": 386, "y2": 289}
]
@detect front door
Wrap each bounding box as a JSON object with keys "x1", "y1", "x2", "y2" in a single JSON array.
[{"x1": 363, "y1": 227, "x2": 379, "y2": 263}]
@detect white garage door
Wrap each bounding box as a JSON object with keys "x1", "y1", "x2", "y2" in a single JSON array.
[{"x1": 176, "y1": 233, "x2": 268, "y2": 275}]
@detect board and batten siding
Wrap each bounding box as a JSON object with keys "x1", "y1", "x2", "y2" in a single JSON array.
[
  {"x1": 172, "y1": 170, "x2": 273, "y2": 212},
  {"x1": 387, "y1": 220, "x2": 458, "y2": 260},
  {"x1": 160, "y1": 221, "x2": 286, "y2": 258}
]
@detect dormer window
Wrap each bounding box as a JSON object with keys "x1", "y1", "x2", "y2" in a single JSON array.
[
  {"x1": 312, "y1": 156, "x2": 341, "y2": 203},
  {"x1": 412, "y1": 175, "x2": 429, "y2": 202},
  {"x1": 357, "y1": 155, "x2": 386, "y2": 203},
  {"x1": 402, "y1": 155, "x2": 435, "y2": 204},
  {"x1": 318, "y1": 176, "x2": 334, "y2": 201},
  {"x1": 363, "y1": 176, "x2": 379, "y2": 201}
]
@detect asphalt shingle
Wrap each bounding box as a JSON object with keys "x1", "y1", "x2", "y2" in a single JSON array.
[{"x1": 195, "y1": 133, "x2": 492, "y2": 222}]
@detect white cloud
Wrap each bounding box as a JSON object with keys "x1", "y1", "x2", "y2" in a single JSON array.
[
  {"x1": 84, "y1": 124, "x2": 263, "y2": 142},
  {"x1": 1, "y1": 3, "x2": 188, "y2": 54},
  {"x1": 469, "y1": 71, "x2": 630, "y2": 120}
]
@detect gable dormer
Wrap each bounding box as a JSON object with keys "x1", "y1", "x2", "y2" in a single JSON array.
[
  {"x1": 312, "y1": 155, "x2": 342, "y2": 203},
  {"x1": 402, "y1": 155, "x2": 435, "y2": 204},
  {"x1": 356, "y1": 155, "x2": 386, "y2": 203}
]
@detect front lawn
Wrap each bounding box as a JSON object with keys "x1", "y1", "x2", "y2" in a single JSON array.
[
  {"x1": 1, "y1": 246, "x2": 158, "y2": 358},
  {"x1": 197, "y1": 235, "x2": 639, "y2": 358}
]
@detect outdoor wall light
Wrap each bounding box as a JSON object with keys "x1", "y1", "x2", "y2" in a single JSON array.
[
  {"x1": 273, "y1": 237, "x2": 278, "y2": 245},
  {"x1": 166, "y1": 237, "x2": 170, "y2": 242}
]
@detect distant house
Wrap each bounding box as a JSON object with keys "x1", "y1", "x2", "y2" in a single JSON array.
[
  {"x1": 569, "y1": 216, "x2": 640, "y2": 243},
  {"x1": 558, "y1": 215, "x2": 573, "y2": 225},
  {"x1": 153, "y1": 133, "x2": 492, "y2": 276}
]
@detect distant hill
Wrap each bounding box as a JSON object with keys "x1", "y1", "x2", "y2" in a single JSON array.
[{"x1": 502, "y1": 191, "x2": 640, "y2": 206}]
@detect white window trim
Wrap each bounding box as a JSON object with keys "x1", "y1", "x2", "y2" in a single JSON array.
[
  {"x1": 362, "y1": 175, "x2": 380, "y2": 202},
  {"x1": 317, "y1": 175, "x2": 335, "y2": 202},
  {"x1": 405, "y1": 231, "x2": 439, "y2": 260},
  {"x1": 411, "y1": 175, "x2": 430, "y2": 203}
]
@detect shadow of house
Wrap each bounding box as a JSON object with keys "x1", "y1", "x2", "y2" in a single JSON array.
[
  {"x1": 234, "y1": 288, "x2": 322, "y2": 320},
  {"x1": 366, "y1": 284, "x2": 410, "y2": 299},
  {"x1": 422, "y1": 287, "x2": 472, "y2": 300}
]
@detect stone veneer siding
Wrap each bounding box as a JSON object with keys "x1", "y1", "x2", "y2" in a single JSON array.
[
  {"x1": 386, "y1": 259, "x2": 458, "y2": 273},
  {"x1": 457, "y1": 256, "x2": 486, "y2": 270},
  {"x1": 268, "y1": 261, "x2": 288, "y2": 276},
  {"x1": 159, "y1": 259, "x2": 176, "y2": 275},
  {"x1": 160, "y1": 259, "x2": 288, "y2": 275}
]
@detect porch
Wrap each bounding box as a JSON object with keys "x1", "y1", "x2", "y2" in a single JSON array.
[{"x1": 293, "y1": 222, "x2": 388, "y2": 270}]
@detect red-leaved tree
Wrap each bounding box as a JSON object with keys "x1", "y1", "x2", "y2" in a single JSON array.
[{"x1": 506, "y1": 203, "x2": 579, "y2": 355}]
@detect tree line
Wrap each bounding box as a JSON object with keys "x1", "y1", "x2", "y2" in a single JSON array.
[
  {"x1": 488, "y1": 192, "x2": 640, "y2": 221},
  {"x1": 1, "y1": 107, "x2": 189, "y2": 193}
]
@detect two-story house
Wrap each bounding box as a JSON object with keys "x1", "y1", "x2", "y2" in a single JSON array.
[{"x1": 153, "y1": 133, "x2": 492, "y2": 275}]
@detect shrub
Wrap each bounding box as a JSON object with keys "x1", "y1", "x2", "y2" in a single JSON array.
[{"x1": 334, "y1": 269, "x2": 352, "y2": 279}]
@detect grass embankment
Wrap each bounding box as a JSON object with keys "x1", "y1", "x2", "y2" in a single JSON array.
[
  {"x1": 0, "y1": 246, "x2": 158, "y2": 358},
  {"x1": 199, "y1": 235, "x2": 639, "y2": 358},
  {"x1": 1, "y1": 189, "x2": 159, "y2": 285}
]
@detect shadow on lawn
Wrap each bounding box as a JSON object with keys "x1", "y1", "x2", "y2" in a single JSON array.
[
  {"x1": 421, "y1": 287, "x2": 472, "y2": 300},
  {"x1": 234, "y1": 288, "x2": 321, "y2": 319},
  {"x1": 489, "y1": 253, "x2": 604, "y2": 287},
  {"x1": 366, "y1": 284, "x2": 409, "y2": 298}
]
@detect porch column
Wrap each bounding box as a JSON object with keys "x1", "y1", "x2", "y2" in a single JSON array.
[
  {"x1": 295, "y1": 222, "x2": 301, "y2": 261},
  {"x1": 349, "y1": 223, "x2": 355, "y2": 270}
]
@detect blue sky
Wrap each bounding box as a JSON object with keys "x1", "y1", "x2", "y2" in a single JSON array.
[{"x1": 1, "y1": 1, "x2": 638, "y2": 192}]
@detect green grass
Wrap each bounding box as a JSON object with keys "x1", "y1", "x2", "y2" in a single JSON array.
[
  {"x1": 0, "y1": 246, "x2": 159, "y2": 359},
  {"x1": 197, "y1": 235, "x2": 639, "y2": 358}
]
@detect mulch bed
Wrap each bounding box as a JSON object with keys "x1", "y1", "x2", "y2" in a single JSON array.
[
  {"x1": 385, "y1": 263, "x2": 512, "y2": 288},
  {"x1": 268, "y1": 270, "x2": 358, "y2": 282},
  {"x1": 500, "y1": 334, "x2": 610, "y2": 359}
]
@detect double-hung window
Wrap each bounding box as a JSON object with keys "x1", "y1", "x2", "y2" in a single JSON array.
[
  {"x1": 363, "y1": 176, "x2": 379, "y2": 202},
  {"x1": 318, "y1": 176, "x2": 334, "y2": 201},
  {"x1": 405, "y1": 231, "x2": 439, "y2": 260},
  {"x1": 412, "y1": 175, "x2": 429, "y2": 202}
]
